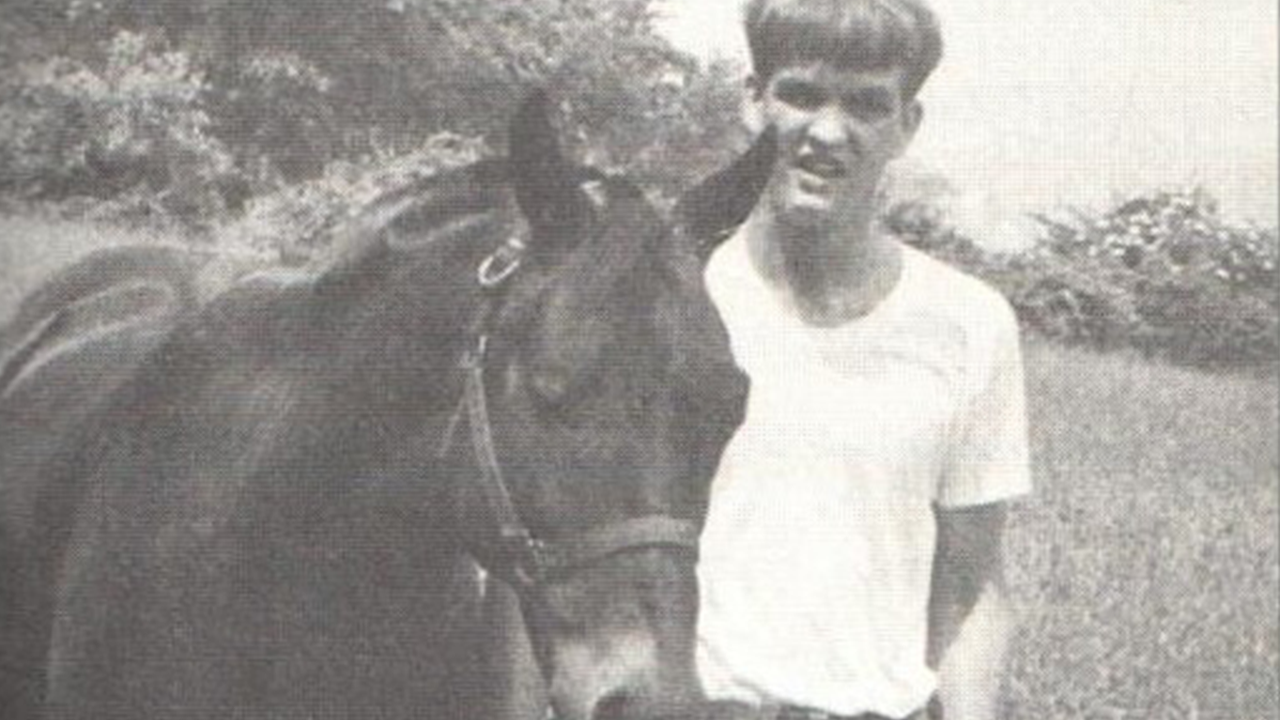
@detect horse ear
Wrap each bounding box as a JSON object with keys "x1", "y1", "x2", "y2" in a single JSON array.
[
  {"x1": 674, "y1": 126, "x2": 777, "y2": 259},
  {"x1": 508, "y1": 89, "x2": 587, "y2": 241}
]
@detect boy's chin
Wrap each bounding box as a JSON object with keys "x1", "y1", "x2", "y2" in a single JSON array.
[{"x1": 772, "y1": 190, "x2": 838, "y2": 230}]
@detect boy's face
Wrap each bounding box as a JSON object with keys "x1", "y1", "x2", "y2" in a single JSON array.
[{"x1": 746, "y1": 62, "x2": 922, "y2": 229}]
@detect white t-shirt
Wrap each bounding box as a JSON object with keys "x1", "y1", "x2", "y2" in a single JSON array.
[{"x1": 696, "y1": 231, "x2": 1032, "y2": 719}]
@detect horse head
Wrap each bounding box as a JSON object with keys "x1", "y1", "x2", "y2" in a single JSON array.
[{"x1": 439, "y1": 91, "x2": 776, "y2": 720}]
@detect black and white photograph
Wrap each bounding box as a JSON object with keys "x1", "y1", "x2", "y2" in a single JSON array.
[{"x1": 0, "y1": 1, "x2": 1275, "y2": 718}]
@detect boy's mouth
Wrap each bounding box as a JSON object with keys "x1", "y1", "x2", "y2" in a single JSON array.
[{"x1": 792, "y1": 153, "x2": 848, "y2": 181}]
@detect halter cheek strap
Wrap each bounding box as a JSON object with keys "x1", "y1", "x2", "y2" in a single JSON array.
[{"x1": 437, "y1": 236, "x2": 700, "y2": 595}]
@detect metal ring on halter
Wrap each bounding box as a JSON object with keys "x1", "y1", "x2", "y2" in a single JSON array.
[{"x1": 477, "y1": 236, "x2": 527, "y2": 288}]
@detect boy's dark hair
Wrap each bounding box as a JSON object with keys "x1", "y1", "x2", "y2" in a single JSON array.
[{"x1": 745, "y1": 0, "x2": 943, "y2": 100}]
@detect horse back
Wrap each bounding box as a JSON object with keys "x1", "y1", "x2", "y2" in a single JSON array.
[{"x1": 34, "y1": 235, "x2": 497, "y2": 719}]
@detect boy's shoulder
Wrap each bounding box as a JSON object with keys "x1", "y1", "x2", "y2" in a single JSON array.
[
  {"x1": 891, "y1": 244, "x2": 1022, "y2": 362},
  {"x1": 899, "y1": 243, "x2": 1018, "y2": 329}
]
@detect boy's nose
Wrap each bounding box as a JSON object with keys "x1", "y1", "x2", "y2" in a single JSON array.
[{"x1": 805, "y1": 107, "x2": 853, "y2": 150}]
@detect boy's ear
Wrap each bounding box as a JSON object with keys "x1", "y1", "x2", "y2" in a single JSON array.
[
  {"x1": 896, "y1": 100, "x2": 924, "y2": 156},
  {"x1": 742, "y1": 75, "x2": 767, "y2": 134}
]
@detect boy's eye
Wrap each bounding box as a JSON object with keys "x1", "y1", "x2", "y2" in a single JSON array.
[
  {"x1": 842, "y1": 90, "x2": 896, "y2": 121},
  {"x1": 774, "y1": 81, "x2": 825, "y2": 110}
]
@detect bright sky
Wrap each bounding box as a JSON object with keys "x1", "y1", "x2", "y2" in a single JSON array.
[{"x1": 656, "y1": 0, "x2": 1278, "y2": 249}]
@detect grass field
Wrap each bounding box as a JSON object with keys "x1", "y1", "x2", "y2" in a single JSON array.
[
  {"x1": 1006, "y1": 343, "x2": 1278, "y2": 719},
  {"x1": 2, "y1": 216, "x2": 1277, "y2": 718}
]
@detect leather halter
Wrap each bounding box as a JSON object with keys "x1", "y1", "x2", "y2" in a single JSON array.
[{"x1": 438, "y1": 235, "x2": 701, "y2": 594}]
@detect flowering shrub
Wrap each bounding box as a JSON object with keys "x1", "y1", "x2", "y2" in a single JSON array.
[
  {"x1": 1033, "y1": 188, "x2": 1275, "y2": 284},
  {"x1": 1022, "y1": 188, "x2": 1276, "y2": 368}
]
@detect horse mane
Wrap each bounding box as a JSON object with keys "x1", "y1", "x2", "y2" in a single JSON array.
[
  {"x1": 220, "y1": 157, "x2": 525, "y2": 425},
  {"x1": 181, "y1": 150, "x2": 670, "y2": 431},
  {"x1": 310, "y1": 157, "x2": 517, "y2": 298}
]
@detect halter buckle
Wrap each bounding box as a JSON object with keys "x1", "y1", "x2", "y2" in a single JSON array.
[{"x1": 477, "y1": 236, "x2": 526, "y2": 288}]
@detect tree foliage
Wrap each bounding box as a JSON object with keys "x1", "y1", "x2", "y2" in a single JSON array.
[
  {"x1": 0, "y1": 0, "x2": 738, "y2": 192},
  {"x1": 0, "y1": 30, "x2": 240, "y2": 229},
  {"x1": 5, "y1": 0, "x2": 1271, "y2": 371}
]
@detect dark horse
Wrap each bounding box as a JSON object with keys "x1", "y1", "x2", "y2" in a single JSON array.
[
  {"x1": 0, "y1": 244, "x2": 229, "y2": 719},
  {"x1": 0, "y1": 92, "x2": 775, "y2": 720}
]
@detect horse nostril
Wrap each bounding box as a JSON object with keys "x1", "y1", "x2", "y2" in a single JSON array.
[{"x1": 591, "y1": 689, "x2": 635, "y2": 720}]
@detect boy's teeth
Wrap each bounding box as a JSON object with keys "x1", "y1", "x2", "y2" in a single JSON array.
[{"x1": 797, "y1": 156, "x2": 844, "y2": 178}]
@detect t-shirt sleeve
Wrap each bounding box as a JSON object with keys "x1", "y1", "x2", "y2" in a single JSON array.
[{"x1": 937, "y1": 296, "x2": 1033, "y2": 508}]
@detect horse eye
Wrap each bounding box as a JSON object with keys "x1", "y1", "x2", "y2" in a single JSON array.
[{"x1": 529, "y1": 365, "x2": 573, "y2": 409}]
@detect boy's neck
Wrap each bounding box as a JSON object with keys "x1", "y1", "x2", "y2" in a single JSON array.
[{"x1": 745, "y1": 202, "x2": 903, "y2": 327}]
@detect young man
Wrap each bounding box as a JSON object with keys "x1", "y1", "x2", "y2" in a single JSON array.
[{"x1": 695, "y1": 2, "x2": 1031, "y2": 720}]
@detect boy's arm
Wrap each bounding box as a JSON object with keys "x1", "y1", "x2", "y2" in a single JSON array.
[{"x1": 927, "y1": 501, "x2": 1014, "y2": 720}]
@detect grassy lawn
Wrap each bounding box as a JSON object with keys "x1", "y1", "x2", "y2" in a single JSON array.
[
  {"x1": 1006, "y1": 342, "x2": 1278, "y2": 719},
  {"x1": 2, "y1": 216, "x2": 1277, "y2": 718}
]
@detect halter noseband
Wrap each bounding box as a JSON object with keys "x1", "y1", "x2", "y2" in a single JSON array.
[{"x1": 437, "y1": 235, "x2": 701, "y2": 594}]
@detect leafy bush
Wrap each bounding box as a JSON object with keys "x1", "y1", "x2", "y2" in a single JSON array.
[
  {"x1": 1021, "y1": 188, "x2": 1276, "y2": 368},
  {"x1": 609, "y1": 57, "x2": 748, "y2": 202},
  {"x1": 887, "y1": 187, "x2": 1278, "y2": 370},
  {"x1": 1, "y1": 1, "x2": 721, "y2": 211},
  {"x1": 210, "y1": 51, "x2": 338, "y2": 182},
  {"x1": 220, "y1": 132, "x2": 488, "y2": 264},
  {"x1": 0, "y1": 30, "x2": 243, "y2": 230}
]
